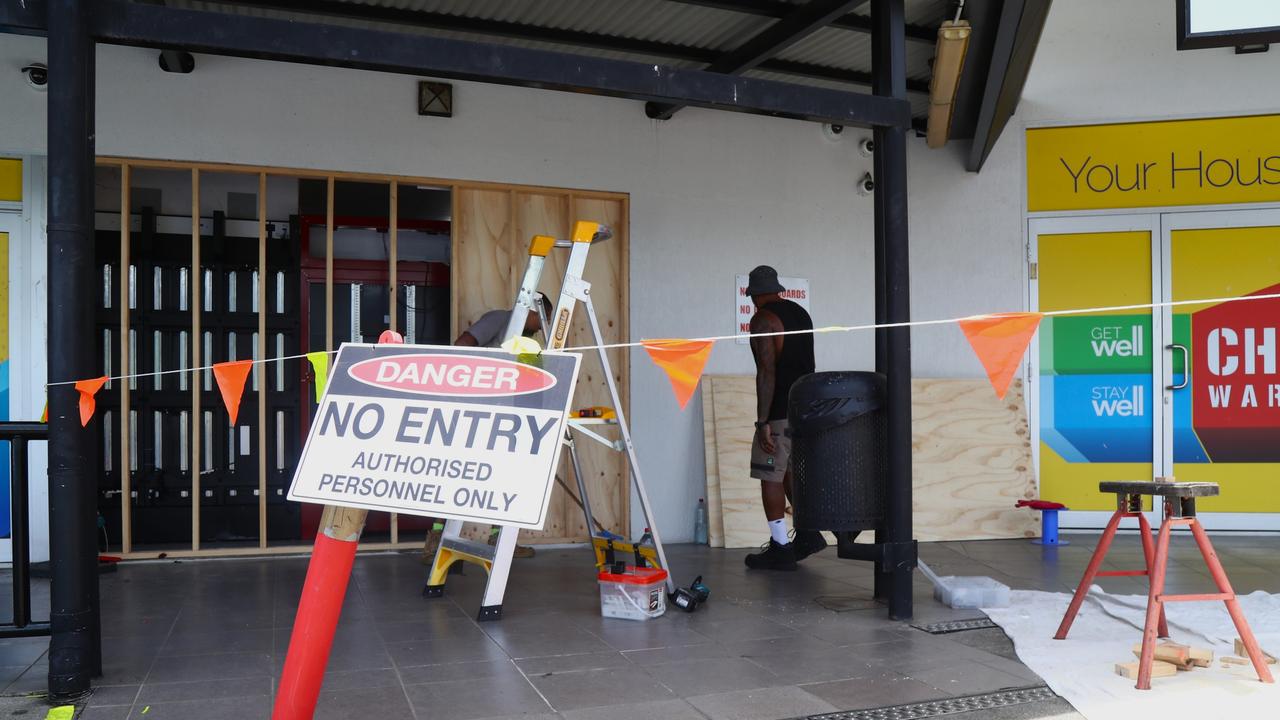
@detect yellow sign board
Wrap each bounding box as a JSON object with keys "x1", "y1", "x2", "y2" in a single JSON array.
[
  {"x1": 0, "y1": 159, "x2": 20, "y2": 203},
  {"x1": 1027, "y1": 115, "x2": 1280, "y2": 212}
]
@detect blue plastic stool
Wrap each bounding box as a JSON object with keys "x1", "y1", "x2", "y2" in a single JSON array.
[{"x1": 1031, "y1": 507, "x2": 1069, "y2": 545}]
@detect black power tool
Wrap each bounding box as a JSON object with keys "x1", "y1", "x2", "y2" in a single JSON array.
[{"x1": 669, "y1": 575, "x2": 711, "y2": 612}]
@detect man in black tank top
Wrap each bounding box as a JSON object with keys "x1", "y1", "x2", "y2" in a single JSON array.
[{"x1": 742, "y1": 266, "x2": 825, "y2": 571}]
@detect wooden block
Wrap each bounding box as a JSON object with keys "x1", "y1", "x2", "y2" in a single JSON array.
[
  {"x1": 1222, "y1": 656, "x2": 1250, "y2": 666},
  {"x1": 1115, "y1": 660, "x2": 1178, "y2": 679},
  {"x1": 1235, "y1": 639, "x2": 1278, "y2": 664},
  {"x1": 1188, "y1": 646, "x2": 1213, "y2": 668},
  {"x1": 1130, "y1": 642, "x2": 1192, "y2": 668}
]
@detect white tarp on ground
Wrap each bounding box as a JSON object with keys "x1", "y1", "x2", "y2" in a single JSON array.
[{"x1": 984, "y1": 588, "x2": 1280, "y2": 719}]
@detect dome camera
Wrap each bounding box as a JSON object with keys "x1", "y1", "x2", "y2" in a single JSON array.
[
  {"x1": 821, "y1": 123, "x2": 845, "y2": 142},
  {"x1": 858, "y1": 137, "x2": 875, "y2": 157},
  {"x1": 22, "y1": 63, "x2": 48, "y2": 90},
  {"x1": 857, "y1": 172, "x2": 875, "y2": 196}
]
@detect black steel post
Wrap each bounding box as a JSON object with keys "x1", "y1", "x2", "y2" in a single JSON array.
[
  {"x1": 872, "y1": 0, "x2": 915, "y2": 621},
  {"x1": 10, "y1": 437, "x2": 30, "y2": 628},
  {"x1": 47, "y1": 0, "x2": 99, "y2": 699}
]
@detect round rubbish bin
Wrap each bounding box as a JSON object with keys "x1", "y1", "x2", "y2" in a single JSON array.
[{"x1": 788, "y1": 371, "x2": 886, "y2": 532}]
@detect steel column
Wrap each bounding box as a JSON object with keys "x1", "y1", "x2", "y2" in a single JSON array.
[
  {"x1": 872, "y1": 0, "x2": 915, "y2": 621},
  {"x1": 46, "y1": 0, "x2": 101, "y2": 698}
]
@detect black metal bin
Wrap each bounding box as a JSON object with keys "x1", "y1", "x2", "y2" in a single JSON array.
[{"x1": 788, "y1": 371, "x2": 886, "y2": 532}]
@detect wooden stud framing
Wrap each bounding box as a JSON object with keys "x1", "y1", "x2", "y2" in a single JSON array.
[
  {"x1": 94, "y1": 156, "x2": 630, "y2": 556},
  {"x1": 325, "y1": 177, "x2": 334, "y2": 354},
  {"x1": 389, "y1": 180, "x2": 398, "y2": 544},
  {"x1": 258, "y1": 172, "x2": 268, "y2": 548},
  {"x1": 191, "y1": 168, "x2": 201, "y2": 551},
  {"x1": 120, "y1": 164, "x2": 132, "y2": 555}
]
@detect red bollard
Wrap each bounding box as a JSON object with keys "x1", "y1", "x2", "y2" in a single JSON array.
[{"x1": 272, "y1": 331, "x2": 404, "y2": 720}]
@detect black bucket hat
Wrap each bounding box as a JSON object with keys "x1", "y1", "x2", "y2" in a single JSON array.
[{"x1": 745, "y1": 265, "x2": 786, "y2": 296}]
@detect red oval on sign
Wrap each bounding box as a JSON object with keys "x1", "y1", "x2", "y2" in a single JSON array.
[{"x1": 347, "y1": 354, "x2": 556, "y2": 398}]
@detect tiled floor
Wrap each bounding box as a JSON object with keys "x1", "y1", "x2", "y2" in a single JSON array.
[{"x1": 2, "y1": 532, "x2": 1279, "y2": 719}]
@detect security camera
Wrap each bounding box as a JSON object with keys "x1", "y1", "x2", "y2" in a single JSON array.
[
  {"x1": 858, "y1": 137, "x2": 875, "y2": 157},
  {"x1": 821, "y1": 123, "x2": 845, "y2": 142},
  {"x1": 21, "y1": 63, "x2": 47, "y2": 90},
  {"x1": 857, "y1": 172, "x2": 875, "y2": 196}
]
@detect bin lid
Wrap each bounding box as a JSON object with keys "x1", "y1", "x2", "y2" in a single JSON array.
[
  {"x1": 597, "y1": 565, "x2": 669, "y2": 585},
  {"x1": 788, "y1": 371, "x2": 885, "y2": 435}
]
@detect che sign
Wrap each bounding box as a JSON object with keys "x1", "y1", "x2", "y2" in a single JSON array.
[
  {"x1": 287, "y1": 344, "x2": 581, "y2": 530},
  {"x1": 735, "y1": 274, "x2": 811, "y2": 345}
]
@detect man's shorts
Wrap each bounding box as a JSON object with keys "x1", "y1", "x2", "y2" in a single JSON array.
[{"x1": 749, "y1": 419, "x2": 791, "y2": 483}]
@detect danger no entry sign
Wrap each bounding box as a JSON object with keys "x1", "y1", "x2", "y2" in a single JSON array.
[{"x1": 288, "y1": 344, "x2": 582, "y2": 530}]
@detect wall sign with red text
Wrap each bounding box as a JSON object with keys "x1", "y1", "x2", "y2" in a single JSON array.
[
  {"x1": 287, "y1": 344, "x2": 581, "y2": 529},
  {"x1": 734, "y1": 274, "x2": 811, "y2": 345}
]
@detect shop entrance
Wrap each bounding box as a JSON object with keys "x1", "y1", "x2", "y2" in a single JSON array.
[{"x1": 1031, "y1": 209, "x2": 1280, "y2": 529}]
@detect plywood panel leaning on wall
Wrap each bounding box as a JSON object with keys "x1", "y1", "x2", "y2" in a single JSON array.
[
  {"x1": 704, "y1": 375, "x2": 1036, "y2": 547},
  {"x1": 702, "y1": 382, "x2": 725, "y2": 547},
  {"x1": 451, "y1": 188, "x2": 628, "y2": 544}
]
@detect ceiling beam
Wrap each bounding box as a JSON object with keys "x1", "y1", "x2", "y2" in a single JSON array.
[
  {"x1": 72, "y1": 0, "x2": 910, "y2": 129},
  {"x1": 647, "y1": 0, "x2": 869, "y2": 120},
  {"x1": 967, "y1": 0, "x2": 1053, "y2": 171},
  {"x1": 668, "y1": 0, "x2": 937, "y2": 43},
  {"x1": 205, "y1": 0, "x2": 929, "y2": 95}
]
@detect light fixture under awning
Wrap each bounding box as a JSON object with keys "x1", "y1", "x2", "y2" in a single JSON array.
[{"x1": 927, "y1": 19, "x2": 972, "y2": 149}]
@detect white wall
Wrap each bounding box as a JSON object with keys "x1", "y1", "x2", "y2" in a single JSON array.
[{"x1": 5, "y1": 0, "x2": 1268, "y2": 544}]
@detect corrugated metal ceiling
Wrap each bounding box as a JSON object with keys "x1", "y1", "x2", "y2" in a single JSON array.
[{"x1": 176, "y1": 0, "x2": 954, "y2": 118}]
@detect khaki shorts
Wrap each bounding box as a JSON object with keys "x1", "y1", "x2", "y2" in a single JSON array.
[{"x1": 749, "y1": 419, "x2": 791, "y2": 483}]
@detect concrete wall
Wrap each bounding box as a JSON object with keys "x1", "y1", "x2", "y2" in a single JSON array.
[{"x1": 3, "y1": 0, "x2": 1273, "y2": 544}]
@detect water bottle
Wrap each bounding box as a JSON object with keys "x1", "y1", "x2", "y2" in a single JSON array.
[{"x1": 694, "y1": 498, "x2": 709, "y2": 545}]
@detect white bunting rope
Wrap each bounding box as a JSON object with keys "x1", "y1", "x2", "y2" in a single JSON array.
[{"x1": 44, "y1": 290, "x2": 1280, "y2": 387}]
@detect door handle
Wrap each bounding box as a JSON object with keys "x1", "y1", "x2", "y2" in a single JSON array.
[{"x1": 1167, "y1": 344, "x2": 1189, "y2": 390}]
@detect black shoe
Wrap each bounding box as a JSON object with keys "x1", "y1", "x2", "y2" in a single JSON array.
[
  {"x1": 793, "y1": 530, "x2": 827, "y2": 561},
  {"x1": 744, "y1": 539, "x2": 797, "y2": 571}
]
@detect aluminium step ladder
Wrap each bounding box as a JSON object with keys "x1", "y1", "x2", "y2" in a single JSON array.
[{"x1": 423, "y1": 220, "x2": 675, "y2": 621}]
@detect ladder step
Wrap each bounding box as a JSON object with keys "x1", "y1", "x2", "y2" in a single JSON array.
[{"x1": 442, "y1": 538, "x2": 497, "y2": 563}]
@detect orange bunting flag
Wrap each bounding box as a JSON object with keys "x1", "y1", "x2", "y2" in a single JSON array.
[
  {"x1": 958, "y1": 312, "x2": 1044, "y2": 399},
  {"x1": 74, "y1": 376, "x2": 108, "y2": 427},
  {"x1": 213, "y1": 360, "x2": 254, "y2": 425},
  {"x1": 642, "y1": 339, "x2": 714, "y2": 410}
]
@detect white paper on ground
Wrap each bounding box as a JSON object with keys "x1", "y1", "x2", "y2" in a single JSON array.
[{"x1": 983, "y1": 588, "x2": 1280, "y2": 719}]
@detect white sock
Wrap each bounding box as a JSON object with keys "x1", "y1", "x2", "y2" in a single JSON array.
[{"x1": 769, "y1": 519, "x2": 789, "y2": 545}]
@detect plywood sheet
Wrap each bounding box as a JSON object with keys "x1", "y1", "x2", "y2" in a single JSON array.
[
  {"x1": 912, "y1": 378, "x2": 1037, "y2": 542},
  {"x1": 451, "y1": 189, "x2": 629, "y2": 544},
  {"x1": 701, "y1": 381, "x2": 724, "y2": 547},
  {"x1": 705, "y1": 375, "x2": 1036, "y2": 548}
]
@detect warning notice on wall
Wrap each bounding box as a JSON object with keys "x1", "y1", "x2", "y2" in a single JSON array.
[
  {"x1": 734, "y1": 274, "x2": 811, "y2": 345},
  {"x1": 287, "y1": 344, "x2": 581, "y2": 530}
]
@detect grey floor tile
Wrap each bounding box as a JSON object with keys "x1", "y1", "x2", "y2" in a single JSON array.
[
  {"x1": 560, "y1": 698, "x2": 705, "y2": 720},
  {"x1": 79, "y1": 706, "x2": 133, "y2": 720},
  {"x1": 686, "y1": 685, "x2": 838, "y2": 720},
  {"x1": 144, "y1": 651, "x2": 273, "y2": 684},
  {"x1": 319, "y1": 667, "x2": 403, "y2": 692},
  {"x1": 756, "y1": 646, "x2": 883, "y2": 685},
  {"x1": 386, "y1": 635, "x2": 508, "y2": 667},
  {"x1": 517, "y1": 651, "x2": 632, "y2": 675},
  {"x1": 801, "y1": 673, "x2": 947, "y2": 710},
  {"x1": 405, "y1": 675, "x2": 551, "y2": 719},
  {"x1": 137, "y1": 676, "x2": 272, "y2": 704},
  {"x1": 528, "y1": 666, "x2": 673, "y2": 711},
  {"x1": 128, "y1": 695, "x2": 272, "y2": 719},
  {"x1": 643, "y1": 657, "x2": 783, "y2": 697},
  {"x1": 314, "y1": 686, "x2": 415, "y2": 720},
  {"x1": 485, "y1": 628, "x2": 615, "y2": 660},
  {"x1": 399, "y1": 659, "x2": 525, "y2": 685},
  {"x1": 906, "y1": 661, "x2": 1035, "y2": 696},
  {"x1": 87, "y1": 684, "x2": 141, "y2": 707},
  {"x1": 159, "y1": 628, "x2": 274, "y2": 657}
]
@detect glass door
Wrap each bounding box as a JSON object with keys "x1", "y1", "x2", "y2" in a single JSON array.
[
  {"x1": 1030, "y1": 216, "x2": 1163, "y2": 518},
  {"x1": 1161, "y1": 210, "x2": 1280, "y2": 526}
]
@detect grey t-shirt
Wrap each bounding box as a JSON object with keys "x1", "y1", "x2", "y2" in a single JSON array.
[{"x1": 465, "y1": 309, "x2": 514, "y2": 348}]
